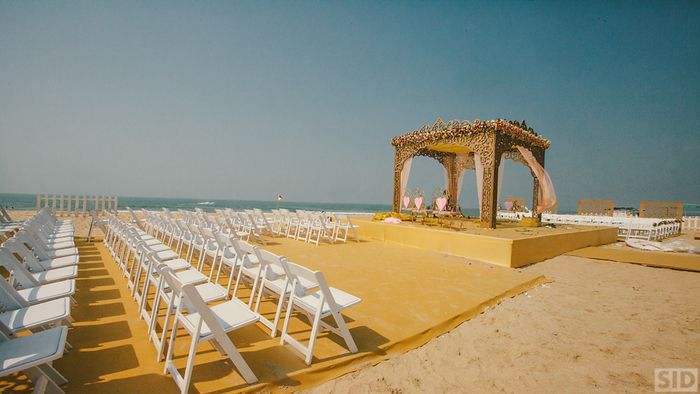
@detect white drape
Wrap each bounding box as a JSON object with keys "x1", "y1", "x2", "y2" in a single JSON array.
[
  {"x1": 400, "y1": 157, "x2": 413, "y2": 201},
  {"x1": 455, "y1": 152, "x2": 469, "y2": 201},
  {"x1": 516, "y1": 146, "x2": 557, "y2": 213},
  {"x1": 497, "y1": 153, "x2": 505, "y2": 207}
]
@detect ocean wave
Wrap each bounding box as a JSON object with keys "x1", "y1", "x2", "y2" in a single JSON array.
[{"x1": 196, "y1": 201, "x2": 215, "y2": 205}]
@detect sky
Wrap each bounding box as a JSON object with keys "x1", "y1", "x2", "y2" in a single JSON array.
[{"x1": 0, "y1": 1, "x2": 698, "y2": 210}]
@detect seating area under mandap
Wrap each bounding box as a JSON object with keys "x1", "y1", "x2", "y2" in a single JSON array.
[{"x1": 391, "y1": 118, "x2": 557, "y2": 228}]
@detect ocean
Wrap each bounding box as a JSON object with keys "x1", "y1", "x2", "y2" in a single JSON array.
[
  {"x1": 0, "y1": 193, "x2": 401, "y2": 215},
  {"x1": 2, "y1": 193, "x2": 696, "y2": 217}
]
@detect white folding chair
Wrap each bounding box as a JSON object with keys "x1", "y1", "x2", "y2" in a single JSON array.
[
  {"x1": 0, "y1": 326, "x2": 69, "y2": 394},
  {"x1": 147, "y1": 257, "x2": 230, "y2": 361},
  {"x1": 280, "y1": 262, "x2": 360, "y2": 365},
  {"x1": 162, "y1": 266, "x2": 260, "y2": 392},
  {"x1": 333, "y1": 214, "x2": 360, "y2": 243},
  {"x1": 253, "y1": 250, "x2": 315, "y2": 337}
]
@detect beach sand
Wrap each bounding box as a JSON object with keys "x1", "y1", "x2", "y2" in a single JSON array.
[
  {"x1": 305, "y1": 255, "x2": 700, "y2": 394},
  {"x1": 6, "y1": 210, "x2": 700, "y2": 393}
]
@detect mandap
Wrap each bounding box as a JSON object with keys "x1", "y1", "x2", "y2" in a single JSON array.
[{"x1": 391, "y1": 118, "x2": 557, "y2": 228}]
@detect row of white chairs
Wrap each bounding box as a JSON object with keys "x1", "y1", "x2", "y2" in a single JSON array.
[
  {"x1": 140, "y1": 206, "x2": 360, "y2": 246},
  {"x1": 541, "y1": 213, "x2": 681, "y2": 240},
  {"x1": 0, "y1": 208, "x2": 76, "y2": 393},
  {"x1": 105, "y1": 210, "x2": 361, "y2": 393},
  {"x1": 133, "y1": 209, "x2": 361, "y2": 355},
  {"x1": 269, "y1": 209, "x2": 360, "y2": 245},
  {"x1": 496, "y1": 210, "x2": 682, "y2": 241}
]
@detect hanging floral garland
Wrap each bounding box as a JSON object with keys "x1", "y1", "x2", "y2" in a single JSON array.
[{"x1": 390, "y1": 119, "x2": 550, "y2": 149}]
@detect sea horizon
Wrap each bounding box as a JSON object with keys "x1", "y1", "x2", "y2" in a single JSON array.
[
  {"x1": 4, "y1": 192, "x2": 699, "y2": 217},
  {"x1": 0, "y1": 192, "x2": 411, "y2": 215}
]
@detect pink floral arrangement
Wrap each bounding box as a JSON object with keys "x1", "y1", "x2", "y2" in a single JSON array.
[{"x1": 390, "y1": 119, "x2": 550, "y2": 149}]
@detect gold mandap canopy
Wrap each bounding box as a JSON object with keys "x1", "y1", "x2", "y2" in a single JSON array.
[{"x1": 391, "y1": 118, "x2": 552, "y2": 228}]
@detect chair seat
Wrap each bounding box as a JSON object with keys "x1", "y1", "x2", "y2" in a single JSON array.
[
  {"x1": 32, "y1": 265, "x2": 78, "y2": 283},
  {"x1": 241, "y1": 260, "x2": 284, "y2": 279},
  {"x1": 194, "y1": 283, "x2": 228, "y2": 303},
  {"x1": 38, "y1": 255, "x2": 79, "y2": 270},
  {"x1": 155, "y1": 249, "x2": 179, "y2": 260},
  {"x1": 45, "y1": 247, "x2": 79, "y2": 259},
  {"x1": 0, "y1": 326, "x2": 68, "y2": 375},
  {"x1": 266, "y1": 275, "x2": 315, "y2": 294},
  {"x1": 184, "y1": 299, "x2": 259, "y2": 339},
  {"x1": 0, "y1": 298, "x2": 71, "y2": 332},
  {"x1": 42, "y1": 239, "x2": 75, "y2": 250},
  {"x1": 295, "y1": 288, "x2": 361, "y2": 316},
  {"x1": 163, "y1": 259, "x2": 191, "y2": 271},
  {"x1": 142, "y1": 238, "x2": 162, "y2": 246},
  {"x1": 47, "y1": 224, "x2": 73, "y2": 231},
  {"x1": 42, "y1": 233, "x2": 74, "y2": 242},
  {"x1": 174, "y1": 269, "x2": 208, "y2": 286},
  {"x1": 17, "y1": 281, "x2": 76, "y2": 305}
]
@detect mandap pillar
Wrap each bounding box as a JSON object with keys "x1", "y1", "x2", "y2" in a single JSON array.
[
  {"x1": 478, "y1": 134, "x2": 502, "y2": 228},
  {"x1": 392, "y1": 150, "x2": 403, "y2": 212},
  {"x1": 440, "y1": 155, "x2": 459, "y2": 211},
  {"x1": 530, "y1": 149, "x2": 546, "y2": 220}
]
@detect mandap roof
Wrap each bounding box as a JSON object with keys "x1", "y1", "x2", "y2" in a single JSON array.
[{"x1": 390, "y1": 119, "x2": 550, "y2": 151}]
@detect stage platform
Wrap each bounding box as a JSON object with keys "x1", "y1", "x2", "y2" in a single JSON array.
[{"x1": 354, "y1": 217, "x2": 618, "y2": 268}]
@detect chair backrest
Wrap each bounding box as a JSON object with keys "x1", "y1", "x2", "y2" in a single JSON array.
[
  {"x1": 257, "y1": 248, "x2": 284, "y2": 279},
  {"x1": 3, "y1": 236, "x2": 41, "y2": 265},
  {"x1": 200, "y1": 226, "x2": 215, "y2": 239},
  {"x1": 0, "y1": 274, "x2": 29, "y2": 309},
  {"x1": 127, "y1": 207, "x2": 141, "y2": 227},
  {"x1": 180, "y1": 283, "x2": 228, "y2": 338},
  {"x1": 236, "y1": 241, "x2": 259, "y2": 268},
  {"x1": 284, "y1": 261, "x2": 320, "y2": 297},
  {"x1": 156, "y1": 261, "x2": 183, "y2": 294},
  {"x1": 0, "y1": 246, "x2": 40, "y2": 288}
]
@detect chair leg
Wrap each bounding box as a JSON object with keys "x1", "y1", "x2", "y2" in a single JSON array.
[
  {"x1": 38, "y1": 363, "x2": 68, "y2": 386},
  {"x1": 180, "y1": 334, "x2": 200, "y2": 394},
  {"x1": 164, "y1": 318, "x2": 180, "y2": 374},
  {"x1": 329, "y1": 308, "x2": 358, "y2": 353},
  {"x1": 305, "y1": 310, "x2": 324, "y2": 365},
  {"x1": 213, "y1": 333, "x2": 258, "y2": 384}
]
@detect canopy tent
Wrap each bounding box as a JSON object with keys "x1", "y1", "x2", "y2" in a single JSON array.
[{"x1": 391, "y1": 118, "x2": 556, "y2": 228}]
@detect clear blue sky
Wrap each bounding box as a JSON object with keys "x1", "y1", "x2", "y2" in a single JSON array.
[{"x1": 1, "y1": 1, "x2": 698, "y2": 210}]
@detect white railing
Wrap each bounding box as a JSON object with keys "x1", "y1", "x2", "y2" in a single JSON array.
[
  {"x1": 683, "y1": 216, "x2": 700, "y2": 232},
  {"x1": 36, "y1": 194, "x2": 118, "y2": 216}
]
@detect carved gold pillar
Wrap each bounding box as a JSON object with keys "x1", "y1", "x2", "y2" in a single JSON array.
[
  {"x1": 392, "y1": 149, "x2": 402, "y2": 212},
  {"x1": 440, "y1": 155, "x2": 458, "y2": 211},
  {"x1": 478, "y1": 132, "x2": 501, "y2": 228},
  {"x1": 530, "y1": 148, "x2": 545, "y2": 219},
  {"x1": 531, "y1": 173, "x2": 540, "y2": 214}
]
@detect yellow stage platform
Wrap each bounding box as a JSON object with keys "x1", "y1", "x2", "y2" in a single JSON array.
[{"x1": 354, "y1": 217, "x2": 618, "y2": 268}]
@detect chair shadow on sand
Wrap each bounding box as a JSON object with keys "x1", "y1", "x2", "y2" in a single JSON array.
[{"x1": 170, "y1": 321, "x2": 389, "y2": 392}]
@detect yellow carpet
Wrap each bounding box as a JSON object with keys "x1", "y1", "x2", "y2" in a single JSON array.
[
  {"x1": 4, "y1": 237, "x2": 547, "y2": 393},
  {"x1": 566, "y1": 246, "x2": 700, "y2": 272}
]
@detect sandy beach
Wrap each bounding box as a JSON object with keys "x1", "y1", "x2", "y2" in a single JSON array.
[
  {"x1": 6, "y1": 210, "x2": 698, "y2": 393},
  {"x1": 306, "y1": 255, "x2": 700, "y2": 393}
]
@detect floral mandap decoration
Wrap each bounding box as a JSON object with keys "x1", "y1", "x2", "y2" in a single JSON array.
[{"x1": 390, "y1": 118, "x2": 550, "y2": 149}]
